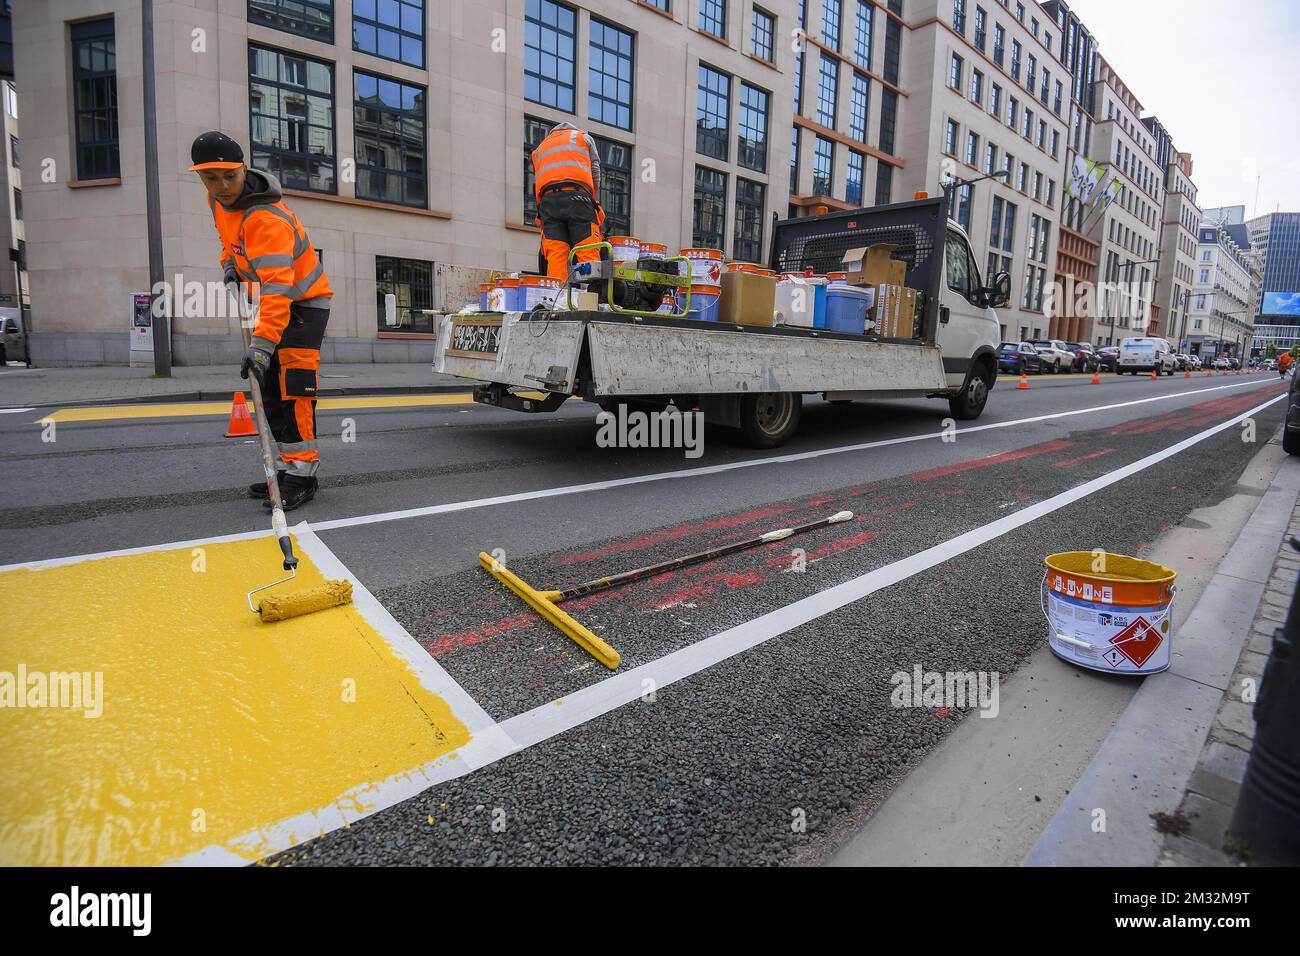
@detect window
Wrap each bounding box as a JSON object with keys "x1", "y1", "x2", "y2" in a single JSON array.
[
  {"x1": 944, "y1": 118, "x2": 960, "y2": 155},
  {"x1": 965, "y1": 130, "x2": 979, "y2": 166},
  {"x1": 354, "y1": 71, "x2": 426, "y2": 207},
  {"x1": 71, "y1": 18, "x2": 120, "y2": 180},
  {"x1": 700, "y1": 0, "x2": 726, "y2": 38},
  {"x1": 974, "y1": 7, "x2": 987, "y2": 51},
  {"x1": 794, "y1": 48, "x2": 803, "y2": 113},
  {"x1": 993, "y1": 23, "x2": 1005, "y2": 65},
  {"x1": 853, "y1": 1, "x2": 874, "y2": 70},
  {"x1": 949, "y1": 53, "x2": 963, "y2": 92},
  {"x1": 813, "y1": 136, "x2": 833, "y2": 195},
  {"x1": 1009, "y1": 96, "x2": 1018, "y2": 129},
  {"x1": 697, "y1": 65, "x2": 730, "y2": 160},
  {"x1": 1053, "y1": 79, "x2": 1063, "y2": 115},
  {"x1": 791, "y1": 126, "x2": 800, "y2": 190},
  {"x1": 1050, "y1": 129, "x2": 1059, "y2": 158},
  {"x1": 849, "y1": 73, "x2": 870, "y2": 142},
  {"x1": 375, "y1": 255, "x2": 434, "y2": 333},
  {"x1": 879, "y1": 88, "x2": 898, "y2": 154},
  {"x1": 971, "y1": 69, "x2": 983, "y2": 106},
  {"x1": 734, "y1": 178, "x2": 766, "y2": 261},
  {"x1": 1015, "y1": 1, "x2": 1025, "y2": 21},
  {"x1": 990, "y1": 195, "x2": 1004, "y2": 248},
  {"x1": 822, "y1": 0, "x2": 842, "y2": 48},
  {"x1": 353, "y1": 0, "x2": 423, "y2": 67},
  {"x1": 588, "y1": 19, "x2": 633, "y2": 130},
  {"x1": 524, "y1": 0, "x2": 576, "y2": 111},
  {"x1": 737, "y1": 82, "x2": 769, "y2": 172},
  {"x1": 8, "y1": 134, "x2": 16, "y2": 169},
  {"x1": 876, "y1": 162, "x2": 893, "y2": 205},
  {"x1": 1046, "y1": 179, "x2": 1055, "y2": 208},
  {"x1": 884, "y1": 17, "x2": 901, "y2": 84},
  {"x1": 956, "y1": 183, "x2": 972, "y2": 231},
  {"x1": 1003, "y1": 150, "x2": 1014, "y2": 179},
  {"x1": 817, "y1": 54, "x2": 839, "y2": 127},
  {"x1": 1026, "y1": 54, "x2": 1036, "y2": 94},
  {"x1": 248, "y1": 0, "x2": 333, "y2": 42},
  {"x1": 984, "y1": 142, "x2": 997, "y2": 174},
  {"x1": 1010, "y1": 40, "x2": 1021, "y2": 80},
  {"x1": 12, "y1": 188, "x2": 20, "y2": 221},
  {"x1": 846, "y1": 151, "x2": 864, "y2": 206},
  {"x1": 946, "y1": 232, "x2": 978, "y2": 301},
  {"x1": 1032, "y1": 170, "x2": 1042, "y2": 200},
  {"x1": 1017, "y1": 162, "x2": 1028, "y2": 192},
  {"x1": 1200, "y1": 268, "x2": 1209, "y2": 283},
  {"x1": 953, "y1": 0, "x2": 967, "y2": 34},
  {"x1": 752, "y1": 8, "x2": 775, "y2": 62},
  {"x1": 693, "y1": 165, "x2": 727, "y2": 248},
  {"x1": 593, "y1": 134, "x2": 632, "y2": 235},
  {"x1": 248, "y1": 45, "x2": 336, "y2": 194},
  {"x1": 992, "y1": 197, "x2": 1017, "y2": 252},
  {"x1": 990, "y1": 83, "x2": 1001, "y2": 117},
  {"x1": 1022, "y1": 107, "x2": 1032, "y2": 140}
]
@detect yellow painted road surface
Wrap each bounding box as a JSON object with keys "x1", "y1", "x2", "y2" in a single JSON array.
[
  {"x1": 0, "y1": 538, "x2": 469, "y2": 866},
  {"x1": 37, "y1": 392, "x2": 477, "y2": 423}
]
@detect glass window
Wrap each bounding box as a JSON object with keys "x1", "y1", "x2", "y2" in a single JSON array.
[
  {"x1": 817, "y1": 54, "x2": 839, "y2": 127},
  {"x1": 813, "y1": 135, "x2": 833, "y2": 195},
  {"x1": 971, "y1": 69, "x2": 983, "y2": 106},
  {"x1": 945, "y1": 118, "x2": 959, "y2": 155},
  {"x1": 990, "y1": 195, "x2": 1004, "y2": 248},
  {"x1": 248, "y1": 0, "x2": 333, "y2": 42},
  {"x1": 71, "y1": 19, "x2": 120, "y2": 180},
  {"x1": 752, "y1": 7, "x2": 775, "y2": 62},
  {"x1": 974, "y1": 6, "x2": 987, "y2": 51},
  {"x1": 965, "y1": 130, "x2": 979, "y2": 166},
  {"x1": 946, "y1": 232, "x2": 976, "y2": 299},
  {"x1": 791, "y1": 125, "x2": 800, "y2": 192},
  {"x1": 993, "y1": 23, "x2": 1004, "y2": 65},
  {"x1": 697, "y1": 65, "x2": 730, "y2": 161},
  {"x1": 878, "y1": 88, "x2": 897, "y2": 154},
  {"x1": 849, "y1": 72, "x2": 870, "y2": 142},
  {"x1": 884, "y1": 18, "x2": 901, "y2": 84},
  {"x1": 353, "y1": 0, "x2": 424, "y2": 68},
  {"x1": 875, "y1": 161, "x2": 893, "y2": 205},
  {"x1": 984, "y1": 141, "x2": 997, "y2": 174},
  {"x1": 248, "y1": 44, "x2": 336, "y2": 194},
  {"x1": 956, "y1": 183, "x2": 972, "y2": 231},
  {"x1": 588, "y1": 18, "x2": 633, "y2": 131},
  {"x1": 737, "y1": 82, "x2": 769, "y2": 173},
  {"x1": 524, "y1": 0, "x2": 576, "y2": 112},
  {"x1": 853, "y1": 1, "x2": 874, "y2": 70},
  {"x1": 794, "y1": 48, "x2": 804, "y2": 113},
  {"x1": 822, "y1": 0, "x2": 842, "y2": 49},
  {"x1": 693, "y1": 165, "x2": 727, "y2": 248},
  {"x1": 593, "y1": 134, "x2": 632, "y2": 235},
  {"x1": 375, "y1": 255, "x2": 434, "y2": 333},
  {"x1": 953, "y1": 0, "x2": 967, "y2": 34},
  {"x1": 1011, "y1": 39, "x2": 1021, "y2": 80},
  {"x1": 353, "y1": 71, "x2": 426, "y2": 207},
  {"x1": 700, "y1": 0, "x2": 726, "y2": 38},
  {"x1": 990, "y1": 83, "x2": 1001, "y2": 117},
  {"x1": 1026, "y1": 54, "x2": 1036, "y2": 94},
  {"x1": 846, "y1": 150, "x2": 864, "y2": 206},
  {"x1": 949, "y1": 53, "x2": 963, "y2": 91},
  {"x1": 734, "y1": 178, "x2": 766, "y2": 261}
]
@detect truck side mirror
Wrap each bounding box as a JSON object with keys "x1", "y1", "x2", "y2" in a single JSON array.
[{"x1": 988, "y1": 271, "x2": 1011, "y2": 308}]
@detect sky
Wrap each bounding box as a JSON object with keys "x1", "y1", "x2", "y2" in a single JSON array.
[{"x1": 1064, "y1": 0, "x2": 1300, "y2": 218}]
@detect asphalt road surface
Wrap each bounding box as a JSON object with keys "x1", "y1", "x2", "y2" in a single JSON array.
[{"x1": 0, "y1": 369, "x2": 1288, "y2": 865}]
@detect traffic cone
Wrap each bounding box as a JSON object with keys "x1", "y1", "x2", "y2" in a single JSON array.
[
  {"x1": 1091, "y1": 370, "x2": 1100, "y2": 384},
  {"x1": 1184, "y1": 368, "x2": 1191, "y2": 379},
  {"x1": 1150, "y1": 368, "x2": 1157, "y2": 380},
  {"x1": 224, "y1": 391, "x2": 257, "y2": 437},
  {"x1": 1018, "y1": 373, "x2": 1029, "y2": 390}
]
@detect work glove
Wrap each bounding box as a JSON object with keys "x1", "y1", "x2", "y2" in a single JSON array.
[
  {"x1": 224, "y1": 267, "x2": 239, "y2": 290},
  {"x1": 240, "y1": 345, "x2": 272, "y2": 386}
]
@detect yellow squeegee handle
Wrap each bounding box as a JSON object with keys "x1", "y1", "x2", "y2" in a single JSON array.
[{"x1": 479, "y1": 552, "x2": 621, "y2": 670}]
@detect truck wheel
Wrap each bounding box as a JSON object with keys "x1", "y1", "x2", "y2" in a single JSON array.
[
  {"x1": 738, "y1": 392, "x2": 801, "y2": 448},
  {"x1": 949, "y1": 362, "x2": 992, "y2": 420}
]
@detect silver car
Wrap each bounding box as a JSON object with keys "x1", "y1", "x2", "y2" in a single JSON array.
[{"x1": 0, "y1": 311, "x2": 26, "y2": 366}]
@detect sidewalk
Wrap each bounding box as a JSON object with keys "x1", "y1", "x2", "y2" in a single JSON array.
[
  {"x1": 1025, "y1": 444, "x2": 1300, "y2": 866},
  {"x1": 0, "y1": 362, "x2": 477, "y2": 409}
]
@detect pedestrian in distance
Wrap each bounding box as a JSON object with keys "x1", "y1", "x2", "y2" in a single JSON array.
[
  {"x1": 191, "y1": 131, "x2": 333, "y2": 510},
  {"x1": 530, "y1": 122, "x2": 607, "y2": 281}
]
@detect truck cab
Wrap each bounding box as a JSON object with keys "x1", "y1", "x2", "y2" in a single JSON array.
[{"x1": 938, "y1": 222, "x2": 1010, "y2": 411}]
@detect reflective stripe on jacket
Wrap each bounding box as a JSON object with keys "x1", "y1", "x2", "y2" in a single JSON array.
[{"x1": 531, "y1": 125, "x2": 597, "y2": 200}]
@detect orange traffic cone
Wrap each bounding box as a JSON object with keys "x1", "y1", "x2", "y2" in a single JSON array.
[
  {"x1": 1091, "y1": 370, "x2": 1100, "y2": 384},
  {"x1": 1184, "y1": 369, "x2": 1191, "y2": 379},
  {"x1": 1018, "y1": 373, "x2": 1029, "y2": 390},
  {"x1": 1150, "y1": 368, "x2": 1158, "y2": 380},
  {"x1": 224, "y1": 391, "x2": 257, "y2": 437}
]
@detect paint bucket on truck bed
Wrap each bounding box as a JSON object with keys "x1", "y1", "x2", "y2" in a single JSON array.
[{"x1": 1041, "y1": 551, "x2": 1176, "y2": 674}]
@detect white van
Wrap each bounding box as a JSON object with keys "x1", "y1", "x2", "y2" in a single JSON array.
[{"x1": 1118, "y1": 336, "x2": 1175, "y2": 376}]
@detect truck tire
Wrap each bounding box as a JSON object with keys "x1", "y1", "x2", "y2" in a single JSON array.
[
  {"x1": 738, "y1": 392, "x2": 801, "y2": 448},
  {"x1": 949, "y1": 361, "x2": 992, "y2": 420}
]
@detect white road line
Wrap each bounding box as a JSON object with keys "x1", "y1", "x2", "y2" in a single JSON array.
[
  {"x1": 0, "y1": 407, "x2": 34, "y2": 414},
  {"x1": 1, "y1": 376, "x2": 1278, "y2": 574},
  {"x1": 183, "y1": 389, "x2": 1286, "y2": 863}
]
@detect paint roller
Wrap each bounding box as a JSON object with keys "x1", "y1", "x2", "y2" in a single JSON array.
[
  {"x1": 235, "y1": 290, "x2": 353, "y2": 623},
  {"x1": 480, "y1": 510, "x2": 856, "y2": 668}
]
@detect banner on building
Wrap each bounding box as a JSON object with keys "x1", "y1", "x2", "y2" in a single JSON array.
[
  {"x1": 1091, "y1": 176, "x2": 1122, "y2": 213},
  {"x1": 1066, "y1": 154, "x2": 1104, "y2": 206}
]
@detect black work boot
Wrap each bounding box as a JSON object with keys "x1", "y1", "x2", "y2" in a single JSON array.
[
  {"x1": 265, "y1": 474, "x2": 318, "y2": 511},
  {"x1": 248, "y1": 472, "x2": 286, "y2": 500}
]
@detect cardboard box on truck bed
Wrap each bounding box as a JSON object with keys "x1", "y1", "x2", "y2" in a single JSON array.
[
  {"x1": 841, "y1": 243, "x2": 918, "y2": 339},
  {"x1": 718, "y1": 271, "x2": 776, "y2": 326}
]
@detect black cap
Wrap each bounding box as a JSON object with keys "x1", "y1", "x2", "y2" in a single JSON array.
[{"x1": 189, "y1": 131, "x2": 245, "y2": 171}]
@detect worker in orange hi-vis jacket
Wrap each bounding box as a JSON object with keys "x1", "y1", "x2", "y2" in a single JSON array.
[
  {"x1": 1279, "y1": 350, "x2": 1294, "y2": 379},
  {"x1": 531, "y1": 122, "x2": 607, "y2": 280},
  {"x1": 190, "y1": 131, "x2": 333, "y2": 510}
]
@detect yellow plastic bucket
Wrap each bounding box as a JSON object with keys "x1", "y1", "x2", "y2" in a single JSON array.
[{"x1": 1041, "y1": 551, "x2": 1177, "y2": 674}]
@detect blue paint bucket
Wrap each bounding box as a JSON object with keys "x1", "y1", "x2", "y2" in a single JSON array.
[
  {"x1": 825, "y1": 285, "x2": 871, "y2": 334},
  {"x1": 682, "y1": 284, "x2": 720, "y2": 322},
  {"x1": 808, "y1": 277, "x2": 829, "y2": 328}
]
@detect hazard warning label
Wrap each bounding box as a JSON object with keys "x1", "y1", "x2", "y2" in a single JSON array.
[{"x1": 1106, "y1": 615, "x2": 1163, "y2": 669}]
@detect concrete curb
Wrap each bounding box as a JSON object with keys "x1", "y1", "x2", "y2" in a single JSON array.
[{"x1": 1024, "y1": 446, "x2": 1300, "y2": 866}]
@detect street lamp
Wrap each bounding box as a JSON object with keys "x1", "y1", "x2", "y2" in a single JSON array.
[
  {"x1": 1109, "y1": 257, "x2": 1161, "y2": 346},
  {"x1": 1215, "y1": 308, "x2": 1249, "y2": 364},
  {"x1": 941, "y1": 168, "x2": 1011, "y2": 222},
  {"x1": 1178, "y1": 289, "x2": 1192, "y2": 355}
]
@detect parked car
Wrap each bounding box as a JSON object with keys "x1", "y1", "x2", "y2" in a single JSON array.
[
  {"x1": 1187, "y1": 354, "x2": 1203, "y2": 370},
  {"x1": 998, "y1": 341, "x2": 1045, "y2": 375},
  {"x1": 1067, "y1": 341, "x2": 1099, "y2": 372},
  {"x1": 1027, "y1": 339, "x2": 1074, "y2": 373},
  {"x1": 1211, "y1": 356, "x2": 1231, "y2": 369},
  {"x1": 0, "y1": 308, "x2": 26, "y2": 366},
  {"x1": 1096, "y1": 346, "x2": 1120, "y2": 371},
  {"x1": 1264, "y1": 358, "x2": 1278, "y2": 371},
  {"x1": 1229, "y1": 357, "x2": 1241, "y2": 370},
  {"x1": 1173, "y1": 353, "x2": 1191, "y2": 371},
  {"x1": 1118, "y1": 336, "x2": 1176, "y2": 375}
]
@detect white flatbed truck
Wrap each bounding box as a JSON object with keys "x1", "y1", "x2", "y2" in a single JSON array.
[{"x1": 434, "y1": 196, "x2": 1011, "y2": 447}]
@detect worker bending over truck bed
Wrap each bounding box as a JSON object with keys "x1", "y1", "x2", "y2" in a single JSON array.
[{"x1": 531, "y1": 121, "x2": 607, "y2": 280}]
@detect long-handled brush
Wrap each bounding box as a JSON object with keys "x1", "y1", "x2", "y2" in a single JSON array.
[
  {"x1": 236, "y1": 301, "x2": 353, "y2": 623},
  {"x1": 480, "y1": 510, "x2": 855, "y2": 668}
]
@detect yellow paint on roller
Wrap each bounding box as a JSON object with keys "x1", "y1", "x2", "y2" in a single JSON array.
[
  {"x1": 37, "y1": 392, "x2": 477, "y2": 423},
  {"x1": 478, "y1": 552, "x2": 621, "y2": 670},
  {"x1": 0, "y1": 538, "x2": 469, "y2": 866},
  {"x1": 258, "y1": 578, "x2": 353, "y2": 622}
]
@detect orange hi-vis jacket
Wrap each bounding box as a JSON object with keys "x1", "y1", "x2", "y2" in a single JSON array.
[
  {"x1": 208, "y1": 169, "x2": 332, "y2": 349},
  {"x1": 531, "y1": 125, "x2": 597, "y2": 200}
]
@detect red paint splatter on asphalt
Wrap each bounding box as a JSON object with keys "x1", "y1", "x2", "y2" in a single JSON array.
[{"x1": 909, "y1": 439, "x2": 1072, "y2": 481}]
